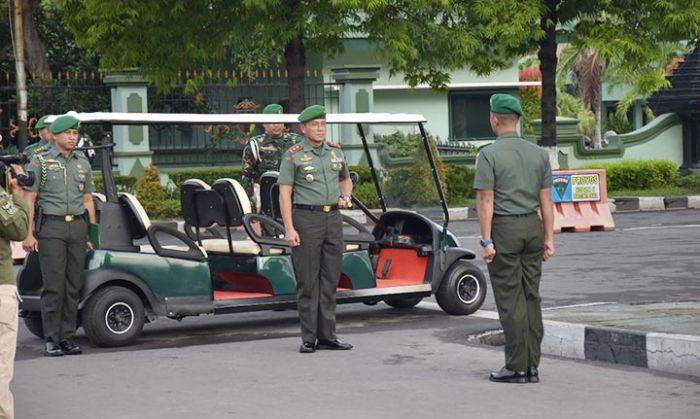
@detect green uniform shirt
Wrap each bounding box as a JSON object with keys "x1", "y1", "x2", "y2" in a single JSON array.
[
  {"x1": 0, "y1": 188, "x2": 29, "y2": 285},
  {"x1": 278, "y1": 139, "x2": 350, "y2": 205},
  {"x1": 473, "y1": 132, "x2": 552, "y2": 215},
  {"x1": 241, "y1": 131, "x2": 302, "y2": 205},
  {"x1": 26, "y1": 147, "x2": 95, "y2": 216},
  {"x1": 24, "y1": 140, "x2": 52, "y2": 157}
]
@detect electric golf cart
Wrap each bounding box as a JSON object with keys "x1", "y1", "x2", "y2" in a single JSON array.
[{"x1": 17, "y1": 112, "x2": 487, "y2": 347}]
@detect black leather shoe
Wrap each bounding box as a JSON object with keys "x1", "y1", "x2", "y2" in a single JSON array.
[
  {"x1": 44, "y1": 341, "x2": 64, "y2": 357},
  {"x1": 316, "y1": 338, "x2": 353, "y2": 350},
  {"x1": 299, "y1": 342, "x2": 316, "y2": 353},
  {"x1": 489, "y1": 367, "x2": 527, "y2": 383},
  {"x1": 527, "y1": 366, "x2": 539, "y2": 383},
  {"x1": 59, "y1": 339, "x2": 82, "y2": 355}
]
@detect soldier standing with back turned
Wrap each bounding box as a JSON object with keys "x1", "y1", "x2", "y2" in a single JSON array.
[
  {"x1": 22, "y1": 114, "x2": 97, "y2": 357},
  {"x1": 474, "y1": 94, "x2": 554, "y2": 383}
]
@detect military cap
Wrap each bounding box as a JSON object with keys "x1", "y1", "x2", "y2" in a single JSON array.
[
  {"x1": 49, "y1": 115, "x2": 80, "y2": 134},
  {"x1": 35, "y1": 115, "x2": 51, "y2": 129},
  {"x1": 298, "y1": 105, "x2": 326, "y2": 123},
  {"x1": 490, "y1": 93, "x2": 523, "y2": 116},
  {"x1": 262, "y1": 104, "x2": 283, "y2": 114}
]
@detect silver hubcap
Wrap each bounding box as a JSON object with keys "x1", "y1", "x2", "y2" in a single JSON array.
[
  {"x1": 457, "y1": 274, "x2": 480, "y2": 305},
  {"x1": 105, "y1": 302, "x2": 135, "y2": 335}
]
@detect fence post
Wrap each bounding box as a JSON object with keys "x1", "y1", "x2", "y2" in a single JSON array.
[
  {"x1": 104, "y1": 70, "x2": 152, "y2": 177},
  {"x1": 331, "y1": 66, "x2": 381, "y2": 167}
]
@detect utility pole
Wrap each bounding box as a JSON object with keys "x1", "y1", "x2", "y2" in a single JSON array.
[{"x1": 12, "y1": 0, "x2": 28, "y2": 151}]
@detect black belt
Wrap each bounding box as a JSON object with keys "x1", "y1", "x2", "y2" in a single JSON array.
[
  {"x1": 44, "y1": 214, "x2": 85, "y2": 222},
  {"x1": 494, "y1": 212, "x2": 537, "y2": 218},
  {"x1": 293, "y1": 204, "x2": 338, "y2": 213}
]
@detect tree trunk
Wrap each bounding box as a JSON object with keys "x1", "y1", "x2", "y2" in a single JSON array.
[
  {"x1": 12, "y1": 0, "x2": 28, "y2": 151},
  {"x1": 284, "y1": 32, "x2": 306, "y2": 114},
  {"x1": 538, "y1": 0, "x2": 559, "y2": 148},
  {"x1": 593, "y1": 107, "x2": 602, "y2": 149},
  {"x1": 22, "y1": 0, "x2": 50, "y2": 77}
]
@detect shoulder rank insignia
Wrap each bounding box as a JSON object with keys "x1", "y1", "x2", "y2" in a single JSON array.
[
  {"x1": 288, "y1": 143, "x2": 303, "y2": 154},
  {"x1": 327, "y1": 141, "x2": 341, "y2": 149}
]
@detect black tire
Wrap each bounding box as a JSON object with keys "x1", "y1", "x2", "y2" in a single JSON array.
[
  {"x1": 384, "y1": 296, "x2": 423, "y2": 309},
  {"x1": 82, "y1": 286, "x2": 145, "y2": 347},
  {"x1": 435, "y1": 261, "x2": 487, "y2": 315},
  {"x1": 23, "y1": 314, "x2": 44, "y2": 339}
]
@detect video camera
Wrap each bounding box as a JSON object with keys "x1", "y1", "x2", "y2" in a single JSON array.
[{"x1": 0, "y1": 152, "x2": 35, "y2": 190}]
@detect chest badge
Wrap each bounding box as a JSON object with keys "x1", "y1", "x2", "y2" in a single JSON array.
[
  {"x1": 305, "y1": 173, "x2": 314, "y2": 183},
  {"x1": 300, "y1": 154, "x2": 313, "y2": 162}
]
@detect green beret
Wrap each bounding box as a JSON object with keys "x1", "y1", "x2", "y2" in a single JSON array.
[
  {"x1": 35, "y1": 115, "x2": 50, "y2": 129},
  {"x1": 49, "y1": 115, "x2": 80, "y2": 134},
  {"x1": 298, "y1": 105, "x2": 326, "y2": 123},
  {"x1": 490, "y1": 93, "x2": 523, "y2": 116},
  {"x1": 262, "y1": 104, "x2": 283, "y2": 114}
]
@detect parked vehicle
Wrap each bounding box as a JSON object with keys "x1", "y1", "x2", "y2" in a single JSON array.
[{"x1": 18, "y1": 112, "x2": 487, "y2": 347}]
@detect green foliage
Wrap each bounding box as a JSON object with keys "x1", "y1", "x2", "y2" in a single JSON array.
[
  {"x1": 93, "y1": 175, "x2": 138, "y2": 194},
  {"x1": 374, "y1": 131, "x2": 419, "y2": 158},
  {"x1": 578, "y1": 160, "x2": 678, "y2": 191},
  {"x1": 135, "y1": 165, "x2": 169, "y2": 218},
  {"x1": 557, "y1": 90, "x2": 595, "y2": 137},
  {"x1": 519, "y1": 66, "x2": 542, "y2": 135},
  {"x1": 444, "y1": 165, "x2": 476, "y2": 206},
  {"x1": 167, "y1": 168, "x2": 243, "y2": 190},
  {"x1": 677, "y1": 174, "x2": 700, "y2": 192},
  {"x1": 605, "y1": 109, "x2": 632, "y2": 135}
]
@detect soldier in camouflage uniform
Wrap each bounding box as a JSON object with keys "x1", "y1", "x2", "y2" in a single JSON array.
[
  {"x1": 0, "y1": 164, "x2": 30, "y2": 419},
  {"x1": 241, "y1": 103, "x2": 302, "y2": 212},
  {"x1": 24, "y1": 115, "x2": 53, "y2": 157}
]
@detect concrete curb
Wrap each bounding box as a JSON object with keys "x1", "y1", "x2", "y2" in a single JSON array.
[{"x1": 470, "y1": 311, "x2": 700, "y2": 378}]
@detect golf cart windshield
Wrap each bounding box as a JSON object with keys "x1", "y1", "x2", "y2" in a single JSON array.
[{"x1": 66, "y1": 111, "x2": 450, "y2": 229}]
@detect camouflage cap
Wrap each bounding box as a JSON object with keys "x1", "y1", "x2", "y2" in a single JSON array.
[
  {"x1": 490, "y1": 93, "x2": 523, "y2": 116},
  {"x1": 298, "y1": 105, "x2": 326, "y2": 123},
  {"x1": 35, "y1": 115, "x2": 51, "y2": 129},
  {"x1": 49, "y1": 115, "x2": 80, "y2": 134},
  {"x1": 262, "y1": 104, "x2": 283, "y2": 114}
]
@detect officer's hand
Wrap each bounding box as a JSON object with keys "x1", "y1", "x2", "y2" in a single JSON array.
[
  {"x1": 8, "y1": 164, "x2": 24, "y2": 195},
  {"x1": 285, "y1": 228, "x2": 300, "y2": 247},
  {"x1": 543, "y1": 240, "x2": 554, "y2": 261},
  {"x1": 23, "y1": 234, "x2": 38, "y2": 252},
  {"x1": 86, "y1": 240, "x2": 94, "y2": 250},
  {"x1": 482, "y1": 244, "x2": 496, "y2": 264},
  {"x1": 338, "y1": 196, "x2": 352, "y2": 209}
]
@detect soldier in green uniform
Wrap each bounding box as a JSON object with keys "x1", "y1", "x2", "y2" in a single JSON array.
[
  {"x1": 24, "y1": 115, "x2": 54, "y2": 157},
  {"x1": 22, "y1": 114, "x2": 97, "y2": 357},
  {"x1": 241, "y1": 103, "x2": 302, "y2": 212},
  {"x1": 474, "y1": 93, "x2": 554, "y2": 384},
  {"x1": 0, "y1": 165, "x2": 30, "y2": 419},
  {"x1": 278, "y1": 105, "x2": 353, "y2": 354}
]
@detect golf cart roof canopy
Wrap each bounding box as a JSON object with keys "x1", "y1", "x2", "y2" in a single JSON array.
[{"x1": 46, "y1": 112, "x2": 428, "y2": 125}]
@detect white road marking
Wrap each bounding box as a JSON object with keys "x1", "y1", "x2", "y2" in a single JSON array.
[
  {"x1": 622, "y1": 224, "x2": 700, "y2": 231},
  {"x1": 417, "y1": 301, "x2": 499, "y2": 319},
  {"x1": 542, "y1": 302, "x2": 612, "y2": 311}
]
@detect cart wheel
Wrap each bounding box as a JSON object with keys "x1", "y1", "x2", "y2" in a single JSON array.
[
  {"x1": 23, "y1": 314, "x2": 44, "y2": 339},
  {"x1": 384, "y1": 296, "x2": 423, "y2": 309},
  {"x1": 435, "y1": 261, "x2": 487, "y2": 315},
  {"x1": 83, "y1": 286, "x2": 145, "y2": 347}
]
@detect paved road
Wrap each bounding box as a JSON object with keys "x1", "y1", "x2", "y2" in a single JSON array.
[{"x1": 12, "y1": 209, "x2": 700, "y2": 418}]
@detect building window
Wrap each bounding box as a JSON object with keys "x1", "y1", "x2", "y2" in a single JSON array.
[{"x1": 449, "y1": 92, "x2": 495, "y2": 141}]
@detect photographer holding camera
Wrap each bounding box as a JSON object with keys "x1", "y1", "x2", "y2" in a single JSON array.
[
  {"x1": 0, "y1": 161, "x2": 30, "y2": 419},
  {"x1": 22, "y1": 114, "x2": 96, "y2": 357}
]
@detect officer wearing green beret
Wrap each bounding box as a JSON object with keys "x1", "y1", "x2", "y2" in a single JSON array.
[
  {"x1": 278, "y1": 104, "x2": 353, "y2": 353},
  {"x1": 0, "y1": 164, "x2": 29, "y2": 419},
  {"x1": 241, "y1": 103, "x2": 302, "y2": 215},
  {"x1": 22, "y1": 114, "x2": 97, "y2": 357},
  {"x1": 474, "y1": 93, "x2": 554, "y2": 383},
  {"x1": 24, "y1": 115, "x2": 54, "y2": 157}
]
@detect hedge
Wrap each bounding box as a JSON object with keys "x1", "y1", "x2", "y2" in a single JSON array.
[{"x1": 578, "y1": 160, "x2": 678, "y2": 191}]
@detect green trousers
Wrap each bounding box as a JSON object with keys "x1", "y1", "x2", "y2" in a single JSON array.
[
  {"x1": 488, "y1": 213, "x2": 544, "y2": 372},
  {"x1": 291, "y1": 209, "x2": 343, "y2": 344},
  {"x1": 37, "y1": 217, "x2": 87, "y2": 343}
]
